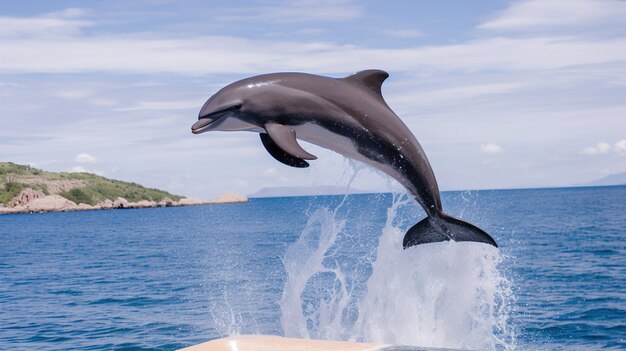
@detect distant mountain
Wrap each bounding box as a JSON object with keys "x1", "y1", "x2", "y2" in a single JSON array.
[
  {"x1": 580, "y1": 172, "x2": 626, "y2": 187},
  {"x1": 249, "y1": 185, "x2": 371, "y2": 198}
]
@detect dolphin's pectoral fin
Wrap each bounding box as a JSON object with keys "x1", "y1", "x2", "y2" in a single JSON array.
[
  {"x1": 260, "y1": 133, "x2": 310, "y2": 168},
  {"x1": 264, "y1": 123, "x2": 317, "y2": 160},
  {"x1": 343, "y1": 69, "x2": 389, "y2": 97}
]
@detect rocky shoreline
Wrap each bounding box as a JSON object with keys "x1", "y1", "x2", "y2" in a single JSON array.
[{"x1": 0, "y1": 190, "x2": 248, "y2": 215}]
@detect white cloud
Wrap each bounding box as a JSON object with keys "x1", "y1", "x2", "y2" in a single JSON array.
[
  {"x1": 116, "y1": 99, "x2": 200, "y2": 112},
  {"x1": 581, "y1": 142, "x2": 611, "y2": 155},
  {"x1": 391, "y1": 82, "x2": 526, "y2": 107},
  {"x1": 384, "y1": 29, "x2": 424, "y2": 38},
  {"x1": 613, "y1": 140, "x2": 626, "y2": 154},
  {"x1": 580, "y1": 140, "x2": 626, "y2": 156},
  {"x1": 55, "y1": 90, "x2": 92, "y2": 100},
  {"x1": 263, "y1": 168, "x2": 278, "y2": 176},
  {"x1": 222, "y1": 0, "x2": 362, "y2": 23},
  {"x1": 479, "y1": 0, "x2": 626, "y2": 31},
  {"x1": 1, "y1": 9, "x2": 626, "y2": 75},
  {"x1": 74, "y1": 153, "x2": 97, "y2": 164},
  {"x1": 481, "y1": 143, "x2": 505, "y2": 155},
  {"x1": 53, "y1": 88, "x2": 118, "y2": 106},
  {"x1": 47, "y1": 8, "x2": 90, "y2": 19},
  {"x1": 0, "y1": 8, "x2": 91, "y2": 38},
  {"x1": 234, "y1": 178, "x2": 248, "y2": 187},
  {"x1": 1, "y1": 35, "x2": 625, "y2": 75},
  {"x1": 88, "y1": 98, "x2": 117, "y2": 107}
]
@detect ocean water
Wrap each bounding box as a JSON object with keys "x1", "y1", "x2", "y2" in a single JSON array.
[{"x1": 1, "y1": 186, "x2": 625, "y2": 350}]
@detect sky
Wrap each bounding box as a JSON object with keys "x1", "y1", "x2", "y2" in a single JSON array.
[{"x1": 1, "y1": 0, "x2": 625, "y2": 199}]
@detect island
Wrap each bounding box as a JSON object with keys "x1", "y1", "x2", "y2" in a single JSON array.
[{"x1": 0, "y1": 162, "x2": 247, "y2": 215}]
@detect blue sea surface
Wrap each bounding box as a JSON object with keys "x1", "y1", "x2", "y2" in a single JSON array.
[{"x1": 1, "y1": 186, "x2": 625, "y2": 350}]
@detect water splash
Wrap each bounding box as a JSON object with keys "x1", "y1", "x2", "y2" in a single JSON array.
[
  {"x1": 281, "y1": 163, "x2": 363, "y2": 340},
  {"x1": 280, "y1": 193, "x2": 515, "y2": 350},
  {"x1": 280, "y1": 207, "x2": 349, "y2": 339}
]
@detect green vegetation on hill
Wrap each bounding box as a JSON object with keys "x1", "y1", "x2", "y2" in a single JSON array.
[
  {"x1": 0, "y1": 162, "x2": 183, "y2": 206},
  {"x1": 0, "y1": 181, "x2": 23, "y2": 205}
]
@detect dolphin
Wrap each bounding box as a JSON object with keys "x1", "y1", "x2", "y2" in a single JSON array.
[{"x1": 191, "y1": 70, "x2": 497, "y2": 248}]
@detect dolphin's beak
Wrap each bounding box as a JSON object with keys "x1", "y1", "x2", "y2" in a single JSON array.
[
  {"x1": 191, "y1": 101, "x2": 242, "y2": 134},
  {"x1": 191, "y1": 117, "x2": 221, "y2": 134}
]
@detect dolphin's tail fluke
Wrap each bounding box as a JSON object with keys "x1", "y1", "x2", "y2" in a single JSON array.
[{"x1": 403, "y1": 213, "x2": 498, "y2": 248}]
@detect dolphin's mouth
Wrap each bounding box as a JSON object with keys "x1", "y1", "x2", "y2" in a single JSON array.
[
  {"x1": 191, "y1": 104, "x2": 241, "y2": 134},
  {"x1": 191, "y1": 115, "x2": 224, "y2": 134}
]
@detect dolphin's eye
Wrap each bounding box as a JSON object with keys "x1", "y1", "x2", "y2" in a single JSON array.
[
  {"x1": 233, "y1": 103, "x2": 244, "y2": 112},
  {"x1": 222, "y1": 103, "x2": 242, "y2": 114}
]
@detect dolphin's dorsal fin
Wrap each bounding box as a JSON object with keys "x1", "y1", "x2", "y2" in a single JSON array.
[
  {"x1": 343, "y1": 69, "x2": 389, "y2": 96},
  {"x1": 264, "y1": 123, "x2": 317, "y2": 161}
]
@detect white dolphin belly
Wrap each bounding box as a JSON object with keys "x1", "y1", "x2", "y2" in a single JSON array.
[
  {"x1": 293, "y1": 123, "x2": 365, "y2": 162},
  {"x1": 293, "y1": 122, "x2": 411, "y2": 192}
]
